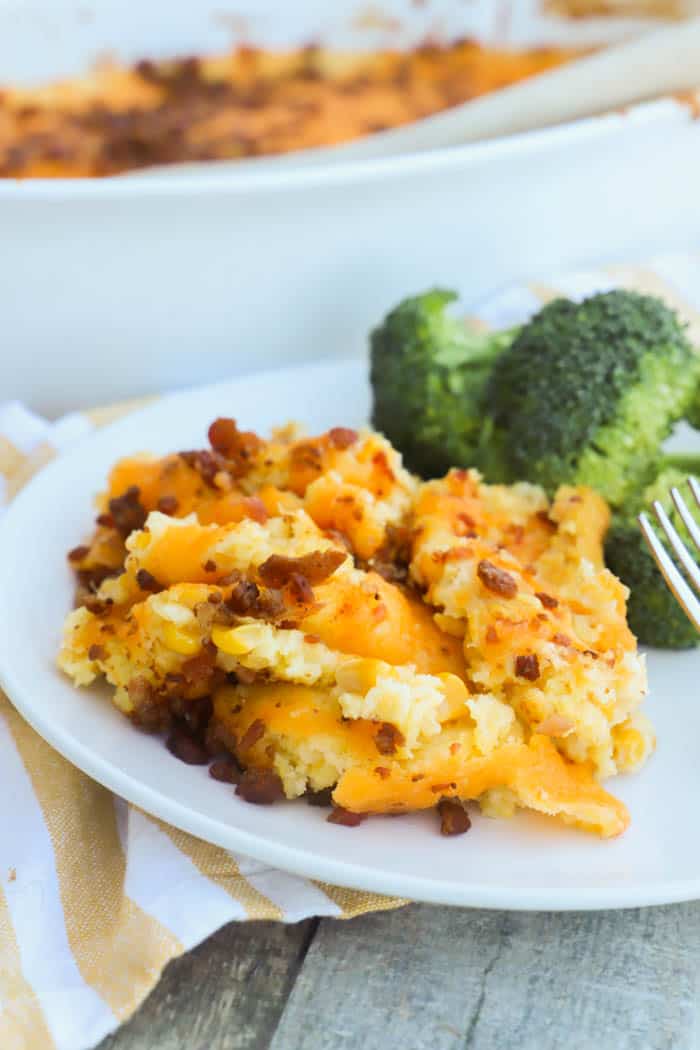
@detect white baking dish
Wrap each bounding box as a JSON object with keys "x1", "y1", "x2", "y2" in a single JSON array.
[{"x1": 2, "y1": 1, "x2": 700, "y2": 413}]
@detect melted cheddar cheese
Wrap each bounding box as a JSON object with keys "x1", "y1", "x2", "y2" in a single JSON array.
[
  {"x1": 0, "y1": 41, "x2": 576, "y2": 177},
  {"x1": 58, "y1": 420, "x2": 651, "y2": 838}
]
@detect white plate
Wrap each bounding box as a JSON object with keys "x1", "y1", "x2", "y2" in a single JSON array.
[{"x1": 1, "y1": 359, "x2": 699, "y2": 911}]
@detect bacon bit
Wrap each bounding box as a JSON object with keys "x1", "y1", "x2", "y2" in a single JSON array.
[
  {"x1": 449, "y1": 742, "x2": 461, "y2": 755},
  {"x1": 166, "y1": 728, "x2": 209, "y2": 766},
  {"x1": 236, "y1": 769, "x2": 285, "y2": 805},
  {"x1": 509, "y1": 524, "x2": 525, "y2": 544},
  {"x1": 205, "y1": 720, "x2": 234, "y2": 756},
  {"x1": 179, "y1": 450, "x2": 222, "y2": 486},
  {"x1": 207, "y1": 418, "x2": 264, "y2": 469},
  {"x1": 453, "y1": 469, "x2": 469, "y2": 481},
  {"x1": 170, "y1": 694, "x2": 212, "y2": 734},
  {"x1": 181, "y1": 644, "x2": 218, "y2": 687},
  {"x1": 327, "y1": 806, "x2": 366, "y2": 827},
  {"x1": 486, "y1": 625, "x2": 499, "y2": 644},
  {"x1": 135, "y1": 568, "x2": 163, "y2": 592},
  {"x1": 515, "y1": 654, "x2": 540, "y2": 681},
  {"x1": 583, "y1": 649, "x2": 600, "y2": 660},
  {"x1": 535, "y1": 714, "x2": 574, "y2": 737},
  {"x1": 371, "y1": 449, "x2": 395, "y2": 480},
  {"x1": 162, "y1": 672, "x2": 185, "y2": 695},
  {"x1": 258, "y1": 549, "x2": 346, "y2": 588},
  {"x1": 411, "y1": 774, "x2": 425, "y2": 782},
  {"x1": 82, "y1": 595, "x2": 114, "y2": 616},
  {"x1": 372, "y1": 602, "x2": 388, "y2": 623},
  {"x1": 225, "y1": 577, "x2": 284, "y2": 620},
  {"x1": 552, "y1": 633, "x2": 572, "y2": 648},
  {"x1": 430, "y1": 782, "x2": 455, "y2": 794},
  {"x1": 67, "y1": 544, "x2": 89, "y2": 563},
  {"x1": 88, "y1": 644, "x2": 106, "y2": 661},
  {"x1": 536, "y1": 592, "x2": 558, "y2": 609},
  {"x1": 375, "y1": 766, "x2": 391, "y2": 779},
  {"x1": 304, "y1": 633, "x2": 321, "y2": 644},
  {"x1": 157, "y1": 495, "x2": 179, "y2": 515},
  {"x1": 209, "y1": 757, "x2": 241, "y2": 784},
  {"x1": 239, "y1": 718, "x2": 265, "y2": 752},
  {"x1": 76, "y1": 564, "x2": 120, "y2": 596},
  {"x1": 202, "y1": 559, "x2": 217, "y2": 573},
  {"x1": 207, "y1": 417, "x2": 239, "y2": 450},
  {"x1": 289, "y1": 441, "x2": 323, "y2": 477},
  {"x1": 306, "y1": 787, "x2": 334, "y2": 807},
  {"x1": 374, "y1": 723, "x2": 405, "y2": 755},
  {"x1": 242, "y1": 496, "x2": 268, "y2": 524},
  {"x1": 328, "y1": 427, "x2": 358, "y2": 450},
  {"x1": 108, "y1": 486, "x2": 148, "y2": 538},
  {"x1": 477, "y1": 560, "x2": 518, "y2": 598},
  {"x1": 438, "y1": 799, "x2": 471, "y2": 836},
  {"x1": 128, "y1": 677, "x2": 170, "y2": 731},
  {"x1": 127, "y1": 675, "x2": 153, "y2": 706}
]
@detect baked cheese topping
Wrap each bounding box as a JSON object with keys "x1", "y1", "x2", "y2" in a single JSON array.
[
  {"x1": 59, "y1": 418, "x2": 651, "y2": 838},
  {"x1": 1, "y1": 42, "x2": 575, "y2": 177}
]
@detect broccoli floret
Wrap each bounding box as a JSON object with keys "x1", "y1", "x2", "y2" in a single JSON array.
[
  {"x1": 486, "y1": 290, "x2": 699, "y2": 507},
  {"x1": 605, "y1": 458, "x2": 700, "y2": 649},
  {"x1": 688, "y1": 383, "x2": 700, "y2": 429},
  {"x1": 370, "y1": 289, "x2": 516, "y2": 478}
]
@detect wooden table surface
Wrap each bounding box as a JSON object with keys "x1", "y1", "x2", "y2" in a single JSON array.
[{"x1": 99, "y1": 902, "x2": 699, "y2": 1049}]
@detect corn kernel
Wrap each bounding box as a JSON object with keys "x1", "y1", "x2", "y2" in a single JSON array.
[
  {"x1": 335, "y1": 657, "x2": 382, "y2": 695},
  {"x1": 437, "y1": 672, "x2": 469, "y2": 721},
  {"x1": 211, "y1": 624, "x2": 260, "y2": 656},
  {"x1": 434, "y1": 614, "x2": 466, "y2": 638},
  {"x1": 162, "y1": 623, "x2": 201, "y2": 656}
]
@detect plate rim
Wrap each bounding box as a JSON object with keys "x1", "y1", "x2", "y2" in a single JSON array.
[{"x1": 1, "y1": 358, "x2": 699, "y2": 912}]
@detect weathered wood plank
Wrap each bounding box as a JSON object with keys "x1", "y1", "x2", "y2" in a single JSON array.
[
  {"x1": 271, "y1": 903, "x2": 700, "y2": 1050},
  {"x1": 100, "y1": 918, "x2": 317, "y2": 1050}
]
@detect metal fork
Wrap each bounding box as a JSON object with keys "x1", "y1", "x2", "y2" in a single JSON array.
[{"x1": 638, "y1": 477, "x2": 700, "y2": 631}]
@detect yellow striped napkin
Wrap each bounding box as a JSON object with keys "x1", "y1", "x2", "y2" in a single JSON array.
[{"x1": 2, "y1": 253, "x2": 700, "y2": 1050}]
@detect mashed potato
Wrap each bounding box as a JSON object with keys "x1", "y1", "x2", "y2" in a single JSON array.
[{"x1": 59, "y1": 419, "x2": 652, "y2": 838}]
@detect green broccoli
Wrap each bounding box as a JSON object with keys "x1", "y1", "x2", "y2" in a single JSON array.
[
  {"x1": 370, "y1": 289, "x2": 516, "y2": 478},
  {"x1": 605, "y1": 458, "x2": 700, "y2": 649},
  {"x1": 688, "y1": 384, "x2": 700, "y2": 429},
  {"x1": 486, "y1": 290, "x2": 699, "y2": 507}
]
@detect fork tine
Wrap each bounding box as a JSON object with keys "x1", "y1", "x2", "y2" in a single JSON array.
[
  {"x1": 638, "y1": 514, "x2": 700, "y2": 631},
  {"x1": 691, "y1": 476, "x2": 700, "y2": 509},
  {"x1": 670, "y1": 486, "x2": 700, "y2": 554},
  {"x1": 652, "y1": 501, "x2": 700, "y2": 594}
]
